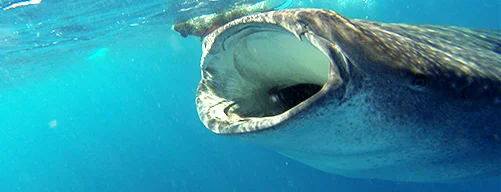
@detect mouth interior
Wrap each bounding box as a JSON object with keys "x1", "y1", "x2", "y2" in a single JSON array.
[{"x1": 208, "y1": 27, "x2": 331, "y2": 118}]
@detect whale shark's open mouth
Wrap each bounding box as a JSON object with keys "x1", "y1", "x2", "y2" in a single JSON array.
[
  {"x1": 197, "y1": 22, "x2": 344, "y2": 134},
  {"x1": 221, "y1": 27, "x2": 330, "y2": 118}
]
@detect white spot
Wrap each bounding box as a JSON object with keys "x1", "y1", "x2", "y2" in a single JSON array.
[
  {"x1": 48, "y1": 120, "x2": 57, "y2": 128},
  {"x1": 270, "y1": 94, "x2": 280, "y2": 103}
]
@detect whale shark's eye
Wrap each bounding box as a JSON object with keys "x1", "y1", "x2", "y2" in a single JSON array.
[{"x1": 411, "y1": 75, "x2": 427, "y2": 89}]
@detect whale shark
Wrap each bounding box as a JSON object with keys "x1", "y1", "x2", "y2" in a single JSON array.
[{"x1": 195, "y1": 9, "x2": 501, "y2": 182}]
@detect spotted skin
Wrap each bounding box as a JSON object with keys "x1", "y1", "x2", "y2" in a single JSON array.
[{"x1": 196, "y1": 9, "x2": 501, "y2": 182}]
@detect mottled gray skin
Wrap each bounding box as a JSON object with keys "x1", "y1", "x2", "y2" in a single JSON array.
[{"x1": 196, "y1": 9, "x2": 501, "y2": 182}]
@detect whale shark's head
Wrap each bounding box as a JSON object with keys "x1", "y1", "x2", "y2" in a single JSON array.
[{"x1": 195, "y1": 9, "x2": 501, "y2": 182}]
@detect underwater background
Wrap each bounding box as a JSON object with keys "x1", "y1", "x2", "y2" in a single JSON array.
[{"x1": 0, "y1": 0, "x2": 500, "y2": 191}]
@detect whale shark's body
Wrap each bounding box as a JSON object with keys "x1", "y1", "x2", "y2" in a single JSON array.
[{"x1": 195, "y1": 9, "x2": 501, "y2": 182}]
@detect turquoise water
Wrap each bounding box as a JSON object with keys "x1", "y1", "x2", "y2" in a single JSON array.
[{"x1": 0, "y1": 0, "x2": 500, "y2": 191}]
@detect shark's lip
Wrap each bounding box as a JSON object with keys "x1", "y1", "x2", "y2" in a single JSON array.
[{"x1": 196, "y1": 16, "x2": 347, "y2": 134}]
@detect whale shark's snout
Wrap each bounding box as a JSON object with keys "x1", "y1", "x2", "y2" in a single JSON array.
[{"x1": 195, "y1": 9, "x2": 501, "y2": 182}]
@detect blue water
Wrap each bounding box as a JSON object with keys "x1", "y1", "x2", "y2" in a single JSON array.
[{"x1": 0, "y1": 0, "x2": 500, "y2": 191}]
